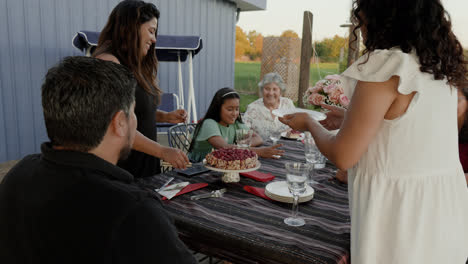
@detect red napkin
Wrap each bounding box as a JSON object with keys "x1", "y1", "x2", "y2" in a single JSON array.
[
  {"x1": 243, "y1": 186, "x2": 273, "y2": 200},
  {"x1": 240, "y1": 171, "x2": 275, "y2": 182},
  {"x1": 162, "y1": 183, "x2": 208, "y2": 200}
]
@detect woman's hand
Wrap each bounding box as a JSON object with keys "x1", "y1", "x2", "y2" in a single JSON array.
[
  {"x1": 165, "y1": 109, "x2": 187, "y2": 123},
  {"x1": 161, "y1": 146, "x2": 190, "y2": 169},
  {"x1": 279, "y1": 113, "x2": 315, "y2": 131},
  {"x1": 319, "y1": 104, "x2": 346, "y2": 130},
  {"x1": 252, "y1": 144, "x2": 285, "y2": 159}
]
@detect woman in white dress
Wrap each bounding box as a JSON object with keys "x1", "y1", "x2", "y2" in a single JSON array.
[
  {"x1": 280, "y1": 0, "x2": 468, "y2": 263},
  {"x1": 243, "y1": 72, "x2": 295, "y2": 141}
]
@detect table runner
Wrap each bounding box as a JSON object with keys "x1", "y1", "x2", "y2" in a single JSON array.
[{"x1": 138, "y1": 139, "x2": 350, "y2": 264}]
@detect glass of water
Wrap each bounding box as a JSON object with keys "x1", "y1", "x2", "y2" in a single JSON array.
[
  {"x1": 314, "y1": 152, "x2": 327, "y2": 169},
  {"x1": 269, "y1": 127, "x2": 281, "y2": 145},
  {"x1": 284, "y1": 162, "x2": 311, "y2": 227},
  {"x1": 304, "y1": 132, "x2": 320, "y2": 186},
  {"x1": 235, "y1": 129, "x2": 253, "y2": 149}
]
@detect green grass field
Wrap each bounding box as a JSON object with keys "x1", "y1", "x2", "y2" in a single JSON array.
[{"x1": 235, "y1": 61, "x2": 340, "y2": 112}]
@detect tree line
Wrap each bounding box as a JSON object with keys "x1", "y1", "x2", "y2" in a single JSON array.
[
  {"x1": 236, "y1": 26, "x2": 468, "y2": 65},
  {"x1": 235, "y1": 26, "x2": 348, "y2": 63}
]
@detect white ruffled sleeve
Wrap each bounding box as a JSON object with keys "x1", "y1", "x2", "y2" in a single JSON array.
[{"x1": 341, "y1": 48, "x2": 421, "y2": 97}]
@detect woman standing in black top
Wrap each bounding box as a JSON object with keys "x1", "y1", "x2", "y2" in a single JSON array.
[{"x1": 94, "y1": 0, "x2": 189, "y2": 177}]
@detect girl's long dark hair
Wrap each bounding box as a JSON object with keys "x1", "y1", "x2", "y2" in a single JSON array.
[
  {"x1": 351, "y1": 0, "x2": 467, "y2": 88},
  {"x1": 93, "y1": 0, "x2": 161, "y2": 99},
  {"x1": 188, "y1": 88, "x2": 242, "y2": 153}
]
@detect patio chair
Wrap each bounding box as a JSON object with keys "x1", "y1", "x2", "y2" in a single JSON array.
[
  {"x1": 157, "y1": 93, "x2": 180, "y2": 129},
  {"x1": 168, "y1": 123, "x2": 197, "y2": 153}
]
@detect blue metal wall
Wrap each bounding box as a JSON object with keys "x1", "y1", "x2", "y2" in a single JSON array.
[{"x1": 0, "y1": 0, "x2": 236, "y2": 162}]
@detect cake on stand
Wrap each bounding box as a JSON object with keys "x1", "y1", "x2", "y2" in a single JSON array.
[{"x1": 203, "y1": 160, "x2": 261, "y2": 183}]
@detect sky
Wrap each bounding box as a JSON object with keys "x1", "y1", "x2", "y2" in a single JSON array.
[{"x1": 237, "y1": 0, "x2": 468, "y2": 48}]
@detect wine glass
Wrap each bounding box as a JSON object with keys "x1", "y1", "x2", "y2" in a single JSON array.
[
  {"x1": 284, "y1": 162, "x2": 310, "y2": 227},
  {"x1": 304, "y1": 132, "x2": 320, "y2": 186},
  {"x1": 235, "y1": 129, "x2": 253, "y2": 149},
  {"x1": 269, "y1": 127, "x2": 281, "y2": 145}
]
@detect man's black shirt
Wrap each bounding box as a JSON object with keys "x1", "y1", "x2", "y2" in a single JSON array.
[{"x1": 0, "y1": 143, "x2": 196, "y2": 264}]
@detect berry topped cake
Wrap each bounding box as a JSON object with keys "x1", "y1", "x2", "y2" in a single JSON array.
[
  {"x1": 286, "y1": 130, "x2": 302, "y2": 139},
  {"x1": 205, "y1": 148, "x2": 258, "y2": 170}
]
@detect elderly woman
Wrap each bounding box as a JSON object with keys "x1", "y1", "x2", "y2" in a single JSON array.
[{"x1": 243, "y1": 72, "x2": 295, "y2": 141}]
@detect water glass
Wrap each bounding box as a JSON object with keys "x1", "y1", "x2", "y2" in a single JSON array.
[
  {"x1": 269, "y1": 128, "x2": 281, "y2": 145},
  {"x1": 235, "y1": 129, "x2": 253, "y2": 148},
  {"x1": 304, "y1": 134, "x2": 320, "y2": 186},
  {"x1": 284, "y1": 162, "x2": 310, "y2": 227},
  {"x1": 314, "y1": 153, "x2": 327, "y2": 169}
]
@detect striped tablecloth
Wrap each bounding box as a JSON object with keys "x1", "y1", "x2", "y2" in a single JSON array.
[{"x1": 138, "y1": 139, "x2": 350, "y2": 264}]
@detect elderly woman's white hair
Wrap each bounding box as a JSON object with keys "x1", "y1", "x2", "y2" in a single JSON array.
[{"x1": 258, "y1": 72, "x2": 286, "y2": 95}]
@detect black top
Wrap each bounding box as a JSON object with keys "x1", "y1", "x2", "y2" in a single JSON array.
[
  {"x1": 118, "y1": 84, "x2": 161, "y2": 177},
  {"x1": 0, "y1": 143, "x2": 196, "y2": 264}
]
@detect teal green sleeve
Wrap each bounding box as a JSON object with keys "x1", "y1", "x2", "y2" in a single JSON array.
[{"x1": 196, "y1": 119, "x2": 221, "y2": 141}]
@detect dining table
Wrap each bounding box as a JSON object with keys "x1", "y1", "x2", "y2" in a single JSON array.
[{"x1": 137, "y1": 138, "x2": 351, "y2": 264}]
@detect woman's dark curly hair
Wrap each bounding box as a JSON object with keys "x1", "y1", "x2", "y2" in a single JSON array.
[{"x1": 352, "y1": 0, "x2": 468, "y2": 88}]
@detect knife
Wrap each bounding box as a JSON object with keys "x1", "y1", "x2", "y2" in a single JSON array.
[{"x1": 155, "y1": 177, "x2": 174, "y2": 192}]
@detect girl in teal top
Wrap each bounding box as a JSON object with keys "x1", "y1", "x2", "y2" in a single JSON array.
[{"x1": 188, "y1": 87, "x2": 285, "y2": 162}]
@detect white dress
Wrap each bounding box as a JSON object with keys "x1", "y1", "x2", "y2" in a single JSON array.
[
  {"x1": 243, "y1": 97, "x2": 295, "y2": 141},
  {"x1": 341, "y1": 48, "x2": 468, "y2": 264}
]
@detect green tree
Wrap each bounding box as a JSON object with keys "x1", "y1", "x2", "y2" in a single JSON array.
[
  {"x1": 314, "y1": 41, "x2": 332, "y2": 59},
  {"x1": 314, "y1": 35, "x2": 348, "y2": 63}
]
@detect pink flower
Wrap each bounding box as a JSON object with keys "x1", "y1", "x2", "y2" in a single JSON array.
[
  {"x1": 339, "y1": 94, "x2": 350, "y2": 107},
  {"x1": 334, "y1": 86, "x2": 344, "y2": 94},
  {"x1": 309, "y1": 93, "x2": 326, "y2": 106},
  {"x1": 314, "y1": 80, "x2": 326, "y2": 91},
  {"x1": 312, "y1": 86, "x2": 322, "y2": 93},
  {"x1": 329, "y1": 89, "x2": 342, "y2": 104},
  {"x1": 325, "y1": 74, "x2": 341, "y2": 81},
  {"x1": 323, "y1": 83, "x2": 337, "y2": 94}
]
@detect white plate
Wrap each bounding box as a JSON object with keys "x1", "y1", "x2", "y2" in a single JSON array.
[
  {"x1": 203, "y1": 159, "x2": 261, "y2": 173},
  {"x1": 265, "y1": 181, "x2": 314, "y2": 203},
  {"x1": 272, "y1": 108, "x2": 326, "y2": 121},
  {"x1": 280, "y1": 131, "x2": 305, "y2": 141}
]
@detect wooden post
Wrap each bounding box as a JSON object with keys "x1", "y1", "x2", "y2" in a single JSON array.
[
  {"x1": 347, "y1": 25, "x2": 360, "y2": 67},
  {"x1": 298, "y1": 11, "x2": 313, "y2": 108}
]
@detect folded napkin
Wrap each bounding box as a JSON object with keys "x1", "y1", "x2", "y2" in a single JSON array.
[
  {"x1": 240, "y1": 171, "x2": 275, "y2": 182},
  {"x1": 161, "y1": 182, "x2": 208, "y2": 200},
  {"x1": 243, "y1": 186, "x2": 272, "y2": 200},
  {"x1": 158, "y1": 182, "x2": 189, "y2": 200}
]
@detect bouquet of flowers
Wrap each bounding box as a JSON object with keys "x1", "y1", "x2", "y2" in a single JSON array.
[{"x1": 303, "y1": 74, "x2": 349, "y2": 109}]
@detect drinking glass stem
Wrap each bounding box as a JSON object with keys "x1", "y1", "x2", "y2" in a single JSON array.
[{"x1": 291, "y1": 194, "x2": 299, "y2": 219}]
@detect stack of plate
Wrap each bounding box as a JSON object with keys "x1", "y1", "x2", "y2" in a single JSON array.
[
  {"x1": 265, "y1": 181, "x2": 314, "y2": 203},
  {"x1": 280, "y1": 131, "x2": 305, "y2": 141}
]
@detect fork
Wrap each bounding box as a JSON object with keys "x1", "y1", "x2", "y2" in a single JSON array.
[
  {"x1": 190, "y1": 188, "x2": 227, "y2": 200},
  {"x1": 155, "y1": 177, "x2": 174, "y2": 192}
]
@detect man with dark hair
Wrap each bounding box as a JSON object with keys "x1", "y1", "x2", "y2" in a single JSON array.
[{"x1": 0, "y1": 56, "x2": 196, "y2": 264}]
